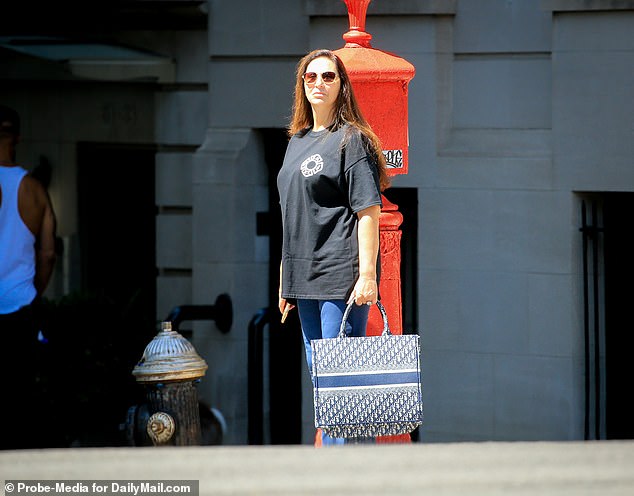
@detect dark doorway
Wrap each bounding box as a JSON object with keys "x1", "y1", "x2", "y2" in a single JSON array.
[
  {"x1": 33, "y1": 143, "x2": 158, "y2": 447},
  {"x1": 603, "y1": 193, "x2": 634, "y2": 439},
  {"x1": 581, "y1": 192, "x2": 634, "y2": 440},
  {"x1": 383, "y1": 187, "x2": 418, "y2": 336},
  {"x1": 77, "y1": 142, "x2": 157, "y2": 322},
  {"x1": 261, "y1": 128, "x2": 303, "y2": 444}
]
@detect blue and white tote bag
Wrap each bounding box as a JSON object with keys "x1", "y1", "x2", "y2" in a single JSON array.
[{"x1": 311, "y1": 301, "x2": 423, "y2": 438}]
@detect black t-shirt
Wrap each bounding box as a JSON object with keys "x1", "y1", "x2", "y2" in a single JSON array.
[{"x1": 277, "y1": 124, "x2": 382, "y2": 300}]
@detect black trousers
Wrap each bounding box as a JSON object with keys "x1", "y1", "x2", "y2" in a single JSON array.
[{"x1": 0, "y1": 301, "x2": 47, "y2": 449}]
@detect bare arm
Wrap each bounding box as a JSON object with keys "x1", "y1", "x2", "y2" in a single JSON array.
[
  {"x1": 34, "y1": 191, "x2": 56, "y2": 295},
  {"x1": 20, "y1": 176, "x2": 57, "y2": 295},
  {"x1": 349, "y1": 204, "x2": 381, "y2": 306}
]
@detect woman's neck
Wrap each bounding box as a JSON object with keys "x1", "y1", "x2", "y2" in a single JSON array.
[{"x1": 311, "y1": 108, "x2": 335, "y2": 132}]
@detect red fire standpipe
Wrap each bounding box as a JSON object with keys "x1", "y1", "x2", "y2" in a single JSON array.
[{"x1": 334, "y1": 0, "x2": 416, "y2": 443}]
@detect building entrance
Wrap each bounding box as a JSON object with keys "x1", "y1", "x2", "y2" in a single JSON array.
[
  {"x1": 580, "y1": 192, "x2": 634, "y2": 440},
  {"x1": 77, "y1": 142, "x2": 157, "y2": 324}
]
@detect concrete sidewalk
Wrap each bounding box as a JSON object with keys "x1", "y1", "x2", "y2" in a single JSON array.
[{"x1": 2, "y1": 441, "x2": 634, "y2": 495}]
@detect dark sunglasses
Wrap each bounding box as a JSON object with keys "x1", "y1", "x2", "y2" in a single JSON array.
[{"x1": 303, "y1": 71, "x2": 338, "y2": 85}]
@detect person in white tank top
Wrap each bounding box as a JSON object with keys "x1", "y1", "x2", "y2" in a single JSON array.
[
  {"x1": 0, "y1": 104, "x2": 57, "y2": 449},
  {"x1": 0, "y1": 105, "x2": 56, "y2": 315}
]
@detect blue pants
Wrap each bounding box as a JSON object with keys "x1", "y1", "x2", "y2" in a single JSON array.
[{"x1": 297, "y1": 299, "x2": 370, "y2": 446}]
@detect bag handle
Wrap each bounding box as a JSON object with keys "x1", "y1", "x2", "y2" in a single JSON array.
[{"x1": 338, "y1": 300, "x2": 391, "y2": 338}]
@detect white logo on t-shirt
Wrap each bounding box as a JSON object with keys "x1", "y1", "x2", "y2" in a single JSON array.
[{"x1": 300, "y1": 154, "x2": 323, "y2": 177}]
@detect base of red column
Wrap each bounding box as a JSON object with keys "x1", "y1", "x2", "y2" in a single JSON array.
[
  {"x1": 375, "y1": 433, "x2": 411, "y2": 444},
  {"x1": 313, "y1": 429, "x2": 412, "y2": 446}
]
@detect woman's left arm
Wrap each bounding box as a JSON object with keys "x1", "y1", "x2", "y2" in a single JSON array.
[{"x1": 349, "y1": 204, "x2": 381, "y2": 306}]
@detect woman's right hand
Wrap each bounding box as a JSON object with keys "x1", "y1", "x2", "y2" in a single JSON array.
[
  {"x1": 279, "y1": 297, "x2": 295, "y2": 323},
  {"x1": 278, "y1": 296, "x2": 287, "y2": 314}
]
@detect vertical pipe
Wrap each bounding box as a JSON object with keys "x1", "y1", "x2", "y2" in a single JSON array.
[
  {"x1": 591, "y1": 202, "x2": 601, "y2": 439},
  {"x1": 581, "y1": 201, "x2": 590, "y2": 440},
  {"x1": 248, "y1": 309, "x2": 267, "y2": 444}
]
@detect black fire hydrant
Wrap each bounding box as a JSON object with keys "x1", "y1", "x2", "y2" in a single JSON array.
[{"x1": 131, "y1": 321, "x2": 208, "y2": 446}]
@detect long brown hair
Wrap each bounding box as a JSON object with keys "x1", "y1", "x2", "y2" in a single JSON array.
[{"x1": 288, "y1": 49, "x2": 390, "y2": 191}]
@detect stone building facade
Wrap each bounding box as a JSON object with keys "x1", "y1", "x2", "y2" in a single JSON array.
[{"x1": 2, "y1": 0, "x2": 633, "y2": 444}]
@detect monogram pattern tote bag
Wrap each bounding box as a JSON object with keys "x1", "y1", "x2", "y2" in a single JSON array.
[{"x1": 311, "y1": 301, "x2": 423, "y2": 438}]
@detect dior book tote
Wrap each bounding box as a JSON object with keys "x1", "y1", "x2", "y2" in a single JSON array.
[{"x1": 311, "y1": 301, "x2": 423, "y2": 438}]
